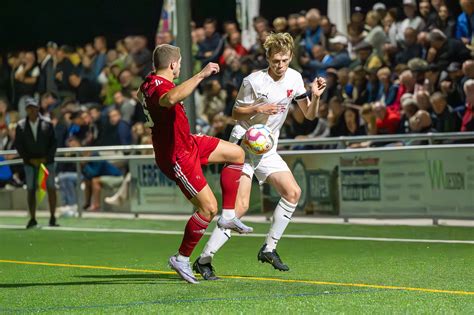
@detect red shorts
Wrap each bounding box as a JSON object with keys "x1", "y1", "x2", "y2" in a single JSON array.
[{"x1": 157, "y1": 134, "x2": 220, "y2": 199}]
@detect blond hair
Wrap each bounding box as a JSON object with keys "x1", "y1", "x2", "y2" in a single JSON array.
[
  {"x1": 263, "y1": 32, "x2": 294, "y2": 58},
  {"x1": 152, "y1": 44, "x2": 181, "y2": 70}
]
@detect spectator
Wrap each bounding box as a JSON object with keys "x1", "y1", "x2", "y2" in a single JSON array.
[
  {"x1": 409, "y1": 109, "x2": 434, "y2": 133},
  {"x1": 328, "y1": 96, "x2": 348, "y2": 137},
  {"x1": 301, "y1": 45, "x2": 333, "y2": 80},
  {"x1": 55, "y1": 46, "x2": 76, "y2": 100},
  {"x1": 68, "y1": 72, "x2": 101, "y2": 105},
  {"x1": 131, "y1": 36, "x2": 153, "y2": 78},
  {"x1": 326, "y1": 35, "x2": 351, "y2": 69},
  {"x1": 111, "y1": 91, "x2": 136, "y2": 124},
  {"x1": 395, "y1": 27, "x2": 424, "y2": 64},
  {"x1": 430, "y1": 92, "x2": 461, "y2": 132},
  {"x1": 36, "y1": 46, "x2": 58, "y2": 96},
  {"x1": 419, "y1": 0, "x2": 436, "y2": 29},
  {"x1": 320, "y1": 16, "x2": 337, "y2": 50},
  {"x1": 99, "y1": 109, "x2": 132, "y2": 146},
  {"x1": 343, "y1": 106, "x2": 366, "y2": 136},
  {"x1": 374, "y1": 102, "x2": 401, "y2": 134},
  {"x1": 415, "y1": 90, "x2": 432, "y2": 112},
  {"x1": 440, "y1": 62, "x2": 466, "y2": 108},
  {"x1": 431, "y1": 4, "x2": 456, "y2": 37},
  {"x1": 14, "y1": 98, "x2": 58, "y2": 228},
  {"x1": 56, "y1": 137, "x2": 81, "y2": 216},
  {"x1": 360, "y1": 103, "x2": 378, "y2": 135},
  {"x1": 397, "y1": 0, "x2": 426, "y2": 45},
  {"x1": 14, "y1": 52, "x2": 40, "y2": 117},
  {"x1": 376, "y1": 67, "x2": 399, "y2": 106},
  {"x1": 398, "y1": 94, "x2": 419, "y2": 133},
  {"x1": 461, "y1": 79, "x2": 474, "y2": 131},
  {"x1": 200, "y1": 80, "x2": 226, "y2": 123},
  {"x1": 351, "y1": 67, "x2": 369, "y2": 105},
  {"x1": 456, "y1": 0, "x2": 474, "y2": 45},
  {"x1": 302, "y1": 9, "x2": 323, "y2": 56},
  {"x1": 364, "y1": 10, "x2": 386, "y2": 56},
  {"x1": 197, "y1": 18, "x2": 224, "y2": 67},
  {"x1": 427, "y1": 29, "x2": 471, "y2": 71},
  {"x1": 273, "y1": 17, "x2": 288, "y2": 33},
  {"x1": 350, "y1": 41, "x2": 383, "y2": 72}
]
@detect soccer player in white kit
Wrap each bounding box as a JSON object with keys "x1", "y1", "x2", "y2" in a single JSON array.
[{"x1": 193, "y1": 33, "x2": 326, "y2": 279}]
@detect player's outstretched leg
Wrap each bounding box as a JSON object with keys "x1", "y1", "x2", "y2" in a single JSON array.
[
  {"x1": 208, "y1": 140, "x2": 253, "y2": 234},
  {"x1": 258, "y1": 172, "x2": 300, "y2": 271},
  {"x1": 194, "y1": 174, "x2": 252, "y2": 280},
  {"x1": 169, "y1": 185, "x2": 218, "y2": 284}
]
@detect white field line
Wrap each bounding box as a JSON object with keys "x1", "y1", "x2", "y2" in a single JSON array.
[{"x1": 0, "y1": 224, "x2": 473, "y2": 245}]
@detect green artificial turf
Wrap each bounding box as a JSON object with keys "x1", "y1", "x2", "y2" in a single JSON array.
[{"x1": 0, "y1": 216, "x2": 473, "y2": 314}]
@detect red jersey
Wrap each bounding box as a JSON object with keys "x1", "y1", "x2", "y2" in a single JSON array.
[{"x1": 140, "y1": 73, "x2": 194, "y2": 163}]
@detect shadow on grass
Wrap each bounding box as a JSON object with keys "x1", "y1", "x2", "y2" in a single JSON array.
[{"x1": 0, "y1": 273, "x2": 183, "y2": 288}]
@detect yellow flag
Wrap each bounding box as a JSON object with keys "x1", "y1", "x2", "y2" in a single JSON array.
[{"x1": 36, "y1": 163, "x2": 49, "y2": 203}]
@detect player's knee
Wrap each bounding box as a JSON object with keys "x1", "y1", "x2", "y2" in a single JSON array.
[
  {"x1": 283, "y1": 185, "x2": 301, "y2": 204},
  {"x1": 233, "y1": 146, "x2": 245, "y2": 164},
  {"x1": 201, "y1": 201, "x2": 219, "y2": 217}
]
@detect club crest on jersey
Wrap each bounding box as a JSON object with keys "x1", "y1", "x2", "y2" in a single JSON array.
[{"x1": 287, "y1": 89, "x2": 293, "y2": 98}]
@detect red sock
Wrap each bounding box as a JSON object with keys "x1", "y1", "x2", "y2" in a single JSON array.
[
  {"x1": 178, "y1": 212, "x2": 210, "y2": 257},
  {"x1": 220, "y1": 163, "x2": 243, "y2": 209}
]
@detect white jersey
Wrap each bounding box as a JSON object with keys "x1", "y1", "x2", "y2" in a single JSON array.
[{"x1": 234, "y1": 67, "x2": 307, "y2": 153}]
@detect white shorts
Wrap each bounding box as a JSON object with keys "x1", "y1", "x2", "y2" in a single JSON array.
[{"x1": 242, "y1": 151, "x2": 290, "y2": 185}]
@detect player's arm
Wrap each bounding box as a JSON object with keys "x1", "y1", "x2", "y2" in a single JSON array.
[
  {"x1": 232, "y1": 79, "x2": 282, "y2": 121},
  {"x1": 159, "y1": 62, "x2": 220, "y2": 108},
  {"x1": 296, "y1": 77, "x2": 326, "y2": 120}
]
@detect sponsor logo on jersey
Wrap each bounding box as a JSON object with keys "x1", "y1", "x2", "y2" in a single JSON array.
[{"x1": 287, "y1": 89, "x2": 293, "y2": 98}]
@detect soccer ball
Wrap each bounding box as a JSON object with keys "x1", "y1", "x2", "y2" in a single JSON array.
[{"x1": 243, "y1": 124, "x2": 275, "y2": 155}]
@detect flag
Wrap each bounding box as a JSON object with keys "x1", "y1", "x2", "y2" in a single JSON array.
[
  {"x1": 156, "y1": 0, "x2": 177, "y2": 45},
  {"x1": 36, "y1": 163, "x2": 49, "y2": 204}
]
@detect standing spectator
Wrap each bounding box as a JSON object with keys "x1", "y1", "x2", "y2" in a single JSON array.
[
  {"x1": 55, "y1": 46, "x2": 76, "y2": 99},
  {"x1": 14, "y1": 98, "x2": 58, "y2": 228},
  {"x1": 302, "y1": 9, "x2": 323, "y2": 56},
  {"x1": 364, "y1": 10, "x2": 386, "y2": 57},
  {"x1": 14, "y1": 52, "x2": 39, "y2": 117},
  {"x1": 431, "y1": 5, "x2": 456, "y2": 37},
  {"x1": 456, "y1": 0, "x2": 474, "y2": 45},
  {"x1": 397, "y1": 0, "x2": 426, "y2": 45},
  {"x1": 36, "y1": 46, "x2": 58, "y2": 96},
  {"x1": 197, "y1": 18, "x2": 224, "y2": 67}
]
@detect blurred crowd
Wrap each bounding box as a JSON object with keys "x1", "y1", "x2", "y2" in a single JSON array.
[{"x1": 1, "y1": 0, "x2": 474, "y2": 158}]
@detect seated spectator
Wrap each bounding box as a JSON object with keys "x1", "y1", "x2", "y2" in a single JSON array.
[
  {"x1": 200, "y1": 80, "x2": 226, "y2": 123},
  {"x1": 430, "y1": 92, "x2": 461, "y2": 133},
  {"x1": 374, "y1": 102, "x2": 401, "y2": 134},
  {"x1": 398, "y1": 94, "x2": 419, "y2": 134},
  {"x1": 407, "y1": 58, "x2": 430, "y2": 94},
  {"x1": 326, "y1": 35, "x2": 351, "y2": 69},
  {"x1": 441, "y1": 62, "x2": 465, "y2": 106},
  {"x1": 343, "y1": 106, "x2": 366, "y2": 137},
  {"x1": 328, "y1": 97, "x2": 348, "y2": 137},
  {"x1": 456, "y1": 0, "x2": 474, "y2": 45},
  {"x1": 395, "y1": 27, "x2": 423, "y2": 64},
  {"x1": 350, "y1": 41, "x2": 383, "y2": 72},
  {"x1": 320, "y1": 16, "x2": 338, "y2": 50},
  {"x1": 68, "y1": 72, "x2": 101, "y2": 105},
  {"x1": 427, "y1": 29, "x2": 471, "y2": 71},
  {"x1": 301, "y1": 45, "x2": 333, "y2": 80},
  {"x1": 68, "y1": 111, "x2": 94, "y2": 146},
  {"x1": 99, "y1": 109, "x2": 132, "y2": 146},
  {"x1": 273, "y1": 17, "x2": 288, "y2": 33},
  {"x1": 430, "y1": 5, "x2": 456, "y2": 37},
  {"x1": 415, "y1": 90, "x2": 432, "y2": 113},
  {"x1": 406, "y1": 110, "x2": 436, "y2": 145},
  {"x1": 302, "y1": 9, "x2": 323, "y2": 56},
  {"x1": 293, "y1": 101, "x2": 330, "y2": 149},
  {"x1": 461, "y1": 79, "x2": 474, "y2": 132},
  {"x1": 376, "y1": 67, "x2": 398, "y2": 106},
  {"x1": 360, "y1": 103, "x2": 377, "y2": 135},
  {"x1": 110, "y1": 91, "x2": 136, "y2": 124},
  {"x1": 351, "y1": 67, "x2": 369, "y2": 105}
]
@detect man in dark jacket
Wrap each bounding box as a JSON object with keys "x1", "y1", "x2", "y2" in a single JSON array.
[{"x1": 15, "y1": 98, "x2": 58, "y2": 228}]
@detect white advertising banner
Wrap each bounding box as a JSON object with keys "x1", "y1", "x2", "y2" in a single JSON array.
[
  {"x1": 129, "y1": 159, "x2": 192, "y2": 213},
  {"x1": 282, "y1": 146, "x2": 474, "y2": 218}
]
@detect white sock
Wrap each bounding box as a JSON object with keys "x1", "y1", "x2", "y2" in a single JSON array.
[
  {"x1": 176, "y1": 254, "x2": 189, "y2": 262},
  {"x1": 199, "y1": 227, "x2": 232, "y2": 264},
  {"x1": 264, "y1": 198, "x2": 297, "y2": 252},
  {"x1": 222, "y1": 209, "x2": 235, "y2": 220}
]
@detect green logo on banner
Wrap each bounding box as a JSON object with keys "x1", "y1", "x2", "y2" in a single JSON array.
[{"x1": 427, "y1": 160, "x2": 465, "y2": 190}]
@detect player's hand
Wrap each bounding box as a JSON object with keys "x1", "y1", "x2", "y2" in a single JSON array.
[
  {"x1": 257, "y1": 103, "x2": 285, "y2": 115},
  {"x1": 311, "y1": 77, "x2": 327, "y2": 97},
  {"x1": 199, "y1": 62, "x2": 220, "y2": 79}
]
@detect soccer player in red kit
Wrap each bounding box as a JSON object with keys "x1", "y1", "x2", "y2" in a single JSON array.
[{"x1": 139, "y1": 44, "x2": 253, "y2": 284}]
